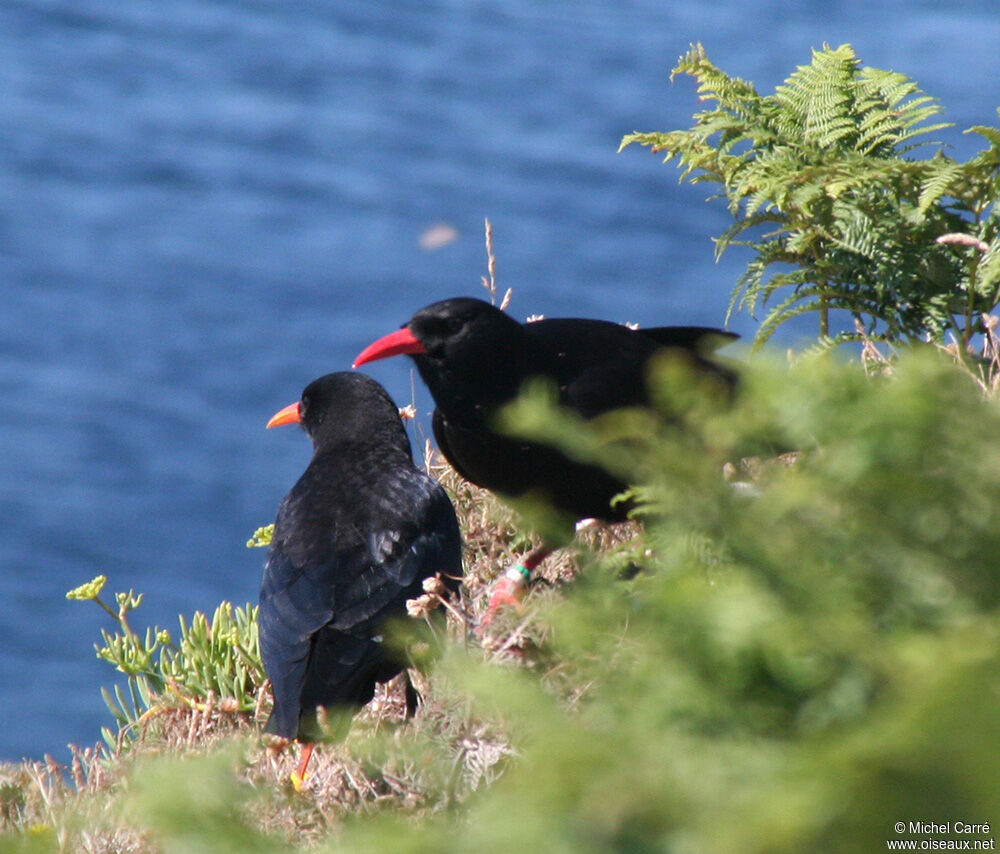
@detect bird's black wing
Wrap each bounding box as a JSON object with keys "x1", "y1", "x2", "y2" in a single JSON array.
[
  {"x1": 330, "y1": 469, "x2": 462, "y2": 629},
  {"x1": 522, "y1": 319, "x2": 736, "y2": 418},
  {"x1": 297, "y1": 473, "x2": 461, "y2": 739},
  {"x1": 259, "y1": 465, "x2": 461, "y2": 740},
  {"x1": 258, "y1": 478, "x2": 340, "y2": 739},
  {"x1": 521, "y1": 318, "x2": 664, "y2": 417},
  {"x1": 641, "y1": 326, "x2": 738, "y2": 354},
  {"x1": 259, "y1": 549, "x2": 331, "y2": 738}
]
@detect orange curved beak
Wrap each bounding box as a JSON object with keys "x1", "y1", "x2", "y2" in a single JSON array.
[
  {"x1": 353, "y1": 327, "x2": 426, "y2": 368},
  {"x1": 266, "y1": 401, "x2": 301, "y2": 428}
]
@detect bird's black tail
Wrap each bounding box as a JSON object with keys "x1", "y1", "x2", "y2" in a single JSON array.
[
  {"x1": 643, "y1": 326, "x2": 738, "y2": 354},
  {"x1": 284, "y1": 626, "x2": 403, "y2": 743}
]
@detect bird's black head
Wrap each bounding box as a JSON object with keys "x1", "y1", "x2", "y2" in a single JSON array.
[
  {"x1": 267, "y1": 372, "x2": 410, "y2": 455},
  {"x1": 354, "y1": 297, "x2": 525, "y2": 409},
  {"x1": 407, "y1": 297, "x2": 515, "y2": 353}
]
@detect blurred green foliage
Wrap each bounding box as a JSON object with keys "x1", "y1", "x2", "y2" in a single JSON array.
[
  {"x1": 478, "y1": 351, "x2": 1000, "y2": 852},
  {"x1": 31, "y1": 352, "x2": 1000, "y2": 853}
]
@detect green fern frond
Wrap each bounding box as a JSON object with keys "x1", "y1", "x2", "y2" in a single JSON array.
[
  {"x1": 827, "y1": 201, "x2": 882, "y2": 257},
  {"x1": 623, "y1": 42, "x2": 999, "y2": 352},
  {"x1": 794, "y1": 332, "x2": 860, "y2": 361},
  {"x1": 727, "y1": 250, "x2": 810, "y2": 323},
  {"x1": 966, "y1": 118, "x2": 1000, "y2": 150},
  {"x1": 783, "y1": 225, "x2": 828, "y2": 257},
  {"x1": 917, "y1": 160, "x2": 968, "y2": 214},
  {"x1": 713, "y1": 212, "x2": 785, "y2": 258},
  {"x1": 618, "y1": 131, "x2": 675, "y2": 156},
  {"x1": 672, "y1": 42, "x2": 762, "y2": 109},
  {"x1": 895, "y1": 121, "x2": 954, "y2": 152},
  {"x1": 976, "y1": 239, "x2": 1000, "y2": 294},
  {"x1": 775, "y1": 44, "x2": 856, "y2": 144},
  {"x1": 755, "y1": 292, "x2": 827, "y2": 350}
]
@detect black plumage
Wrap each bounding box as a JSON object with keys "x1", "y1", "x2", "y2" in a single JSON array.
[
  {"x1": 259, "y1": 372, "x2": 462, "y2": 744},
  {"x1": 354, "y1": 297, "x2": 736, "y2": 523}
]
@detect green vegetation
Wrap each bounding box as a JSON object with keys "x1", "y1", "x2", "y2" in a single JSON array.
[
  {"x1": 622, "y1": 43, "x2": 1000, "y2": 353},
  {"x1": 3, "y1": 42, "x2": 1000, "y2": 853},
  {"x1": 64, "y1": 575, "x2": 265, "y2": 754},
  {"x1": 7, "y1": 353, "x2": 1000, "y2": 852}
]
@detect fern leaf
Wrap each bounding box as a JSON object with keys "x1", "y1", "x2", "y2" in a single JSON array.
[
  {"x1": 754, "y1": 292, "x2": 826, "y2": 350},
  {"x1": 966, "y1": 123, "x2": 1000, "y2": 149},
  {"x1": 918, "y1": 161, "x2": 967, "y2": 214},
  {"x1": 624, "y1": 42, "x2": 998, "y2": 350}
]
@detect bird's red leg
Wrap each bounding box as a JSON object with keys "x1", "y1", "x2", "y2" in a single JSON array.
[
  {"x1": 290, "y1": 742, "x2": 315, "y2": 791},
  {"x1": 480, "y1": 546, "x2": 552, "y2": 629}
]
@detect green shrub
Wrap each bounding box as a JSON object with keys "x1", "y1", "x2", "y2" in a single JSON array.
[
  {"x1": 441, "y1": 350, "x2": 1000, "y2": 853},
  {"x1": 621, "y1": 43, "x2": 1000, "y2": 353},
  {"x1": 47, "y1": 353, "x2": 999, "y2": 854}
]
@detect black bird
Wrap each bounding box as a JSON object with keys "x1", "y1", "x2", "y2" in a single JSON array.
[
  {"x1": 259, "y1": 372, "x2": 462, "y2": 785},
  {"x1": 353, "y1": 297, "x2": 736, "y2": 522},
  {"x1": 353, "y1": 298, "x2": 735, "y2": 616}
]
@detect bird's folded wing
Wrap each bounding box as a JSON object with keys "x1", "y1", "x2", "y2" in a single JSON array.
[{"x1": 332, "y1": 480, "x2": 461, "y2": 628}]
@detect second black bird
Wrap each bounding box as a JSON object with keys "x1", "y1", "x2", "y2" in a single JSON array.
[
  {"x1": 259, "y1": 372, "x2": 462, "y2": 779},
  {"x1": 354, "y1": 297, "x2": 736, "y2": 523}
]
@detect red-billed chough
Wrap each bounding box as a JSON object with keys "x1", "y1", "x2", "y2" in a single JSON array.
[
  {"x1": 354, "y1": 296, "x2": 735, "y2": 520},
  {"x1": 260, "y1": 372, "x2": 462, "y2": 786},
  {"x1": 353, "y1": 297, "x2": 735, "y2": 614}
]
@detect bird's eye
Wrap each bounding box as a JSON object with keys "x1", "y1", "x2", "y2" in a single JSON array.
[{"x1": 446, "y1": 317, "x2": 463, "y2": 335}]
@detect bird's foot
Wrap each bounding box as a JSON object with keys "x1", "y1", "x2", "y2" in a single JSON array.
[
  {"x1": 477, "y1": 546, "x2": 554, "y2": 635},
  {"x1": 289, "y1": 742, "x2": 315, "y2": 793},
  {"x1": 478, "y1": 563, "x2": 531, "y2": 631}
]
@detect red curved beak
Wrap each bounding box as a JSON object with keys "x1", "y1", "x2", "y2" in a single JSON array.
[
  {"x1": 353, "y1": 327, "x2": 426, "y2": 368},
  {"x1": 266, "y1": 401, "x2": 301, "y2": 428}
]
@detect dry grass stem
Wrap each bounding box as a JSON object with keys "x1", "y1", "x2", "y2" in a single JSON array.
[{"x1": 480, "y1": 218, "x2": 512, "y2": 310}]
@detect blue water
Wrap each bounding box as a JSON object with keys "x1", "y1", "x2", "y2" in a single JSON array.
[{"x1": 2, "y1": 0, "x2": 998, "y2": 762}]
